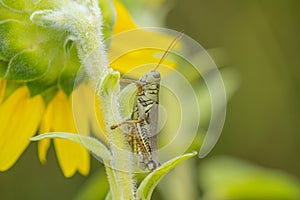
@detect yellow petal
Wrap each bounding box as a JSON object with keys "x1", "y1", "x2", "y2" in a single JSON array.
[
  {"x1": 110, "y1": 48, "x2": 177, "y2": 78},
  {"x1": 0, "y1": 86, "x2": 44, "y2": 171},
  {"x1": 37, "y1": 136, "x2": 51, "y2": 164},
  {"x1": 113, "y1": 0, "x2": 136, "y2": 34},
  {"x1": 41, "y1": 91, "x2": 90, "y2": 177},
  {"x1": 72, "y1": 82, "x2": 108, "y2": 144},
  {"x1": 109, "y1": 30, "x2": 179, "y2": 79},
  {"x1": 54, "y1": 138, "x2": 89, "y2": 177},
  {"x1": 111, "y1": 1, "x2": 180, "y2": 77},
  {"x1": 38, "y1": 111, "x2": 51, "y2": 164}
]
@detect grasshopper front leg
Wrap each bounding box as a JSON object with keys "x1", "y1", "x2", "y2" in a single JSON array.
[{"x1": 110, "y1": 119, "x2": 143, "y2": 130}]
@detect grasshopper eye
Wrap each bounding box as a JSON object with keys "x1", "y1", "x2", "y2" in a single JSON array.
[{"x1": 152, "y1": 71, "x2": 160, "y2": 79}]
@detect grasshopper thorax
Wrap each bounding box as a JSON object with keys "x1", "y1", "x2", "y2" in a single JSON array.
[
  {"x1": 137, "y1": 69, "x2": 160, "y2": 102},
  {"x1": 139, "y1": 70, "x2": 161, "y2": 84}
]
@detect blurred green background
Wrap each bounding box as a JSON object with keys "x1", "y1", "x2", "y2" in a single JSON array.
[
  {"x1": 167, "y1": 0, "x2": 300, "y2": 177},
  {"x1": 1, "y1": 0, "x2": 300, "y2": 199}
]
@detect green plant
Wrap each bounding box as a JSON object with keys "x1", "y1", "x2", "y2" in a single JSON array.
[{"x1": 0, "y1": 0, "x2": 196, "y2": 199}]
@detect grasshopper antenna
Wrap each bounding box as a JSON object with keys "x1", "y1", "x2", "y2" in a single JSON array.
[{"x1": 154, "y1": 31, "x2": 184, "y2": 71}]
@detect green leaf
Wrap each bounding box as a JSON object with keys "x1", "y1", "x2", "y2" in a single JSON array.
[
  {"x1": 118, "y1": 82, "x2": 137, "y2": 119},
  {"x1": 199, "y1": 156, "x2": 300, "y2": 200},
  {"x1": 136, "y1": 151, "x2": 197, "y2": 200},
  {"x1": 30, "y1": 132, "x2": 112, "y2": 161}
]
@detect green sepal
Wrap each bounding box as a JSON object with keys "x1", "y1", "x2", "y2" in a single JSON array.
[
  {"x1": 136, "y1": 151, "x2": 198, "y2": 200},
  {"x1": 0, "y1": 60, "x2": 8, "y2": 77},
  {"x1": 0, "y1": 19, "x2": 24, "y2": 60},
  {"x1": 0, "y1": 48, "x2": 6, "y2": 61},
  {"x1": 25, "y1": 52, "x2": 62, "y2": 96},
  {"x1": 5, "y1": 48, "x2": 49, "y2": 81},
  {"x1": 26, "y1": 79, "x2": 56, "y2": 97},
  {"x1": 40, "y1": 86, "x2": 58, "y2": 106},
  {"x1": 63, "y1": 36, "x2": 75, "y2": 58},
  {"x1": 0, "y1": 0, "x2": 115, "y2": 97},
  {"x1": 58, "y1": 44, "x2": 82, "y2": 96},
  {"x1": 99, "y1": 0, "x2": 115, "y2": 46},
  {"x1": 0, "y1": 0, "x2": 56, "y2": 12},
  {"x1": 2, "y1": 80, "x2": 24, "y2": 102},
  {"x1": 0, "y1": 19, "x2": 53, "y2": 60}
]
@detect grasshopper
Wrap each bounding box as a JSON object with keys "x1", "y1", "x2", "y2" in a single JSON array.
[{"x1": 111, "y1": 33, "x2": 183, "y2": 171}]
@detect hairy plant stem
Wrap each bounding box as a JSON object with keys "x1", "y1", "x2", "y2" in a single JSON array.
[{"x1": 31, "y1": 0, "x2": 135, "y2": 199}]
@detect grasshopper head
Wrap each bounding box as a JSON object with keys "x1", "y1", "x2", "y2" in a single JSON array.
[{"x1": 140, "y1": 70, "x2": 161, "y2": 84}]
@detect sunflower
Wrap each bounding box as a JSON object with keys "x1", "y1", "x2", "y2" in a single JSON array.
[
  {"x1": 0, "y1": 0, "x2": 136, "y2": 177},
  {"x1": 0, "y1": 0, "x2": 175, "y2": 177}
]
